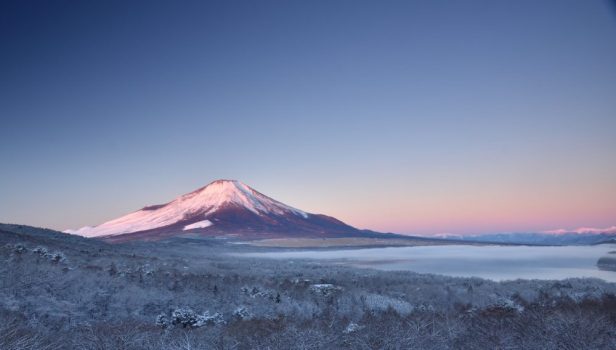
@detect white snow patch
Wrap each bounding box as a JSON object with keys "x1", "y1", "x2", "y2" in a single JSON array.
[{"x1": 183, "y1": 220, "x2": 213, "y2": 231}]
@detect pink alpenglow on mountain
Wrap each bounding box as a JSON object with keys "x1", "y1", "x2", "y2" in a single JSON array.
[
  {"x1": 542, "y1": 226, "x2": 616, "y2": 235},
  {"x1": 66, "y1": 180, "x2": 364, "y2": 242}
]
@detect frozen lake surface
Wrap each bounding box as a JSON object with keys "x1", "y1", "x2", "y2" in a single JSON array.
[{"x1": 242, "y1": 244, "x2": 616, "y2": 282}]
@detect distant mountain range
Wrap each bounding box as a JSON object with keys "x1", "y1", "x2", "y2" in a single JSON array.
[
  {"x1": 434, "y1": 230, "x2": 616, "y2": 246},
  {"x1": 66, "y1": 179, "x2": 386, "y2": 242}
]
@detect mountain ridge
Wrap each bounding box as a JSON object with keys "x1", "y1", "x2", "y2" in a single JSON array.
[{"x1": 433, "y1": 231, "x2": 616, "y2": 245}]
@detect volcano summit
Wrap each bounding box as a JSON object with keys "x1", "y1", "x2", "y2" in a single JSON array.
[{"x1": 67, "y1": 180, "x2": 366, "y2": 241}]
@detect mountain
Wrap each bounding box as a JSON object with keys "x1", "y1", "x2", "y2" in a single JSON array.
[
  {"x1": 1, "y1": 223, "x2": 107, "y2": 250},
  {"x1": 66, "y1": 179, "x2": 376, "y2": 242},
  {"x1": 436, "y1": 231, "x2": 616, "y2": 246}
]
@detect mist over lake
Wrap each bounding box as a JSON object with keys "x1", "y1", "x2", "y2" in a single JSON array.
[{"x1": 241, "y1": 244, "x2": 616, "y2": 282}]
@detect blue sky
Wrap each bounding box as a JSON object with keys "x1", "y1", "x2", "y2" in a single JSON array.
[{"x1": 1, "y1": 0, "x2": 615, "y2": 234}]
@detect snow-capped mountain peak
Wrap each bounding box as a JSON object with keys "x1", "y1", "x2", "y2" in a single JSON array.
[
  {"x1": 183, "y1": 180, "x2": 308, "y2": 218},
  {"x1": 66, "y1": 179, "x2": 311, "y2": 238}
]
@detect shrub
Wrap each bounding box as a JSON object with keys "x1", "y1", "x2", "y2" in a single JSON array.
[
  {"x1": 171, "y1": 308, "x2": 198, "y2": 328},
  {"x1": 155, "y1": 314, "x2": 169, "y2": 329},
  {"x1": 233, "y1": 306, "x2": 252, "y2": 320}
]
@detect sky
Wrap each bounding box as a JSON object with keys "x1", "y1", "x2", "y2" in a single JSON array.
[{"x1": 1, "y1": 0, "x2": 615, "y2": 235}]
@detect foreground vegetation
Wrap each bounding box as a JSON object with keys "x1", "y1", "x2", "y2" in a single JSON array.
[{"x1": 1, "y1": 224, "x2": 615, "y2": 349}]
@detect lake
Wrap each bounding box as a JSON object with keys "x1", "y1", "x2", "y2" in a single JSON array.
[{"x1": 241, "y1": 244, "x2": 616, "y2": 282}]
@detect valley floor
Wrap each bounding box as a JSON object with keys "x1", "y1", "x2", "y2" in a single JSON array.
[{"x1": 1, "y1": 224, "x2": 616, "y2": 349}]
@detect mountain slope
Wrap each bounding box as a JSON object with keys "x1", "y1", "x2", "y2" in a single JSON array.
[
  {"x1": 67, "y1": 180, "x2": 366, "y2": 241},
  {"x1": 0, "y1": 223, "x2": 108, "y2": 252}
]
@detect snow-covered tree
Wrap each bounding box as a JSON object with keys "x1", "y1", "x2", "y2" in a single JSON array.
[{"x1": 171, "y1": 308, "x2": 198, "y2": 328}]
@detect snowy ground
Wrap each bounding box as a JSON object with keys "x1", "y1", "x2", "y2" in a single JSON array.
[{"x1": 1, "y1": 223, "x2": 616, "y2": 349}]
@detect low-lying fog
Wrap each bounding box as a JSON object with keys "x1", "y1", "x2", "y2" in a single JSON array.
[{"x1": 240, "y1": 244, "x2": 616, "y2": 282}]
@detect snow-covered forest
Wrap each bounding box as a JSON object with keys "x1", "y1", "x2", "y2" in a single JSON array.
[{"x1": 1, "y1": 224, "x2": 615, "y2": 349}]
